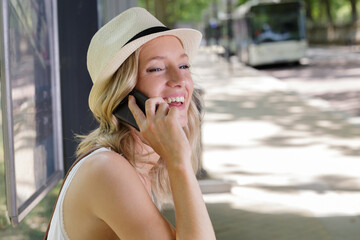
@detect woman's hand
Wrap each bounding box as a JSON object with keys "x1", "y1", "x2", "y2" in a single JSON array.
[
  {"x1": 128, "y1": 95, "x2": 191, "y2": 165},
  {"x1": 129, "y1": 94, "x2": 216, "y2": 240}
]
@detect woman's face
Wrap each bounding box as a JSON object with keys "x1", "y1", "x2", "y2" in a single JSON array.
[{"x1": 136, "y1": 36, "x2": 193, "y2": 127}]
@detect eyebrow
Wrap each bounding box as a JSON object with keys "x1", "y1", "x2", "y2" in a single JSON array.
[{"x1": 147, "y1": 53, "x2": 188, "y2": 61}]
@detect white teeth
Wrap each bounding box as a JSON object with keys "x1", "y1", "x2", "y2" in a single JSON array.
[{"x1": 166, "y1": 96, "x2": 185, "y2": 103}]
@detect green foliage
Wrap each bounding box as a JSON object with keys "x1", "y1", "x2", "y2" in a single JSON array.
[
  {"x1": 139, "y1": 0, "x2": 358, "y2": 26},
  {"x1": 138, "y1": 0, "x2": 214, "y2": 26},
  {"x1": 334, "y1": 0, "x2": 352, "y2": 23},
  {"x1": 1, "y1": 124, "x2": 61, "y2": 239},
  {"x1": 0, "y1": 182, "x2": 61, "y2": 239},
  {"x1": 235, "y1": 0, "x2": 358, "y2": 26},
  {"x1": 139, "y1": 0, "x2": 357, "y2": 26},
  {"x1": 235, "y1": 0, "x2": 248, "y2": 6},
  {"x1": 172, "y1": 0, "x2": 213, "y2": 22}
]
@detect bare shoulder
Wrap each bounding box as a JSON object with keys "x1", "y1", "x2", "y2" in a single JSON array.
[
  {"x1": 64, "y1": 150, "x2": 161, "y2": 239},
  {"x1": 80, "y1": 150, "x2": 144, "y2": 198},
  {"x1": 74, "y1": 150, "x2": 174, "y2": 239},
  {"x1": 64, "y1": 147, "x2": 178, "y2": 239},
  {"x1": 67, "y1": 149, "x2": 153, "y2": 219},
  {"x1": 84, "y1": 149, "x2": 135, "y2": 176},
  {"x1": 65, "y1": 150, "x2": 143, "y2": 205}
]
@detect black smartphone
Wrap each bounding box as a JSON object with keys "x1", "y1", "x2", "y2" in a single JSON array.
[{"x1": 113, "y1": 89, "x2": 148, "y2": 131}]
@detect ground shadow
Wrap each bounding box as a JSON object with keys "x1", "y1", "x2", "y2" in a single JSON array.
[
  {"x1": 204, "y1": 91, "x2": 360, "y2": 154},
  {"x1": 247, "y1": 174, "x2": 360, "y2": 194},
  {"x1": 162, "y1": 201, "x2": 360, "y2": 240}
]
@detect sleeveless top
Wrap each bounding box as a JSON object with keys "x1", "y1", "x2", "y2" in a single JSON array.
[{"x1": 47, "y1": 147, "x2": 112, "y2": 240}]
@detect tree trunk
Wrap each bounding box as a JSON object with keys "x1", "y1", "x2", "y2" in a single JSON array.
[
  {"x1": 304, "y1": 0, "x2": 313, "y2": 22},
  {"x1": 349, "y1": 0, "x2": 358, "y2": 23},
  {"x1": 322, "y1": 0, "x2": 333, "y2": 26},
  {"x1": 154, "y1": 0, "x2": 169, "y2": 26}
]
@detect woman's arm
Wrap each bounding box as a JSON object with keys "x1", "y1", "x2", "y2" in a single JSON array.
[
  {"x1": 65, "y1": 96, "x2": 215, "y2": 240},
  {"x1": 86, "y1": 152, "x2": 176, "y2": 239},
  {"x1": 129, "y1": 96, "x2": 216, "y2": 240},
  {"x1": 63, "y1": 149, "x2": 176, "y2": 239}
]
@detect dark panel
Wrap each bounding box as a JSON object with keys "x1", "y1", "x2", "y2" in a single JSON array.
[{"x1": 57, "y1": 0, "x2": 99, "y2": 172}]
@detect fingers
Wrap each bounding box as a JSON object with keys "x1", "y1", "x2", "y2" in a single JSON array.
[
  {"x1": 145, "y1": 97, "x2": 167, "y2": 118},
  {"x1": 128, "y1": 95, "x2": 146, "y2": 128},
  {"x1": 128, "y1": 96, "x2": 169, "y2": 128},
  {"x1": 167, "y1": 105, "x2": 179, "y2": 119},
  {"x1": 145, "y1": 98, "x2": 179, "y2": 125},
  {"x1": 129, "y1": 95, "x2": 180, "y2": 132},
  {"x1": 155, "y1": 102, "x2": 169, "y2": 116},
  {"x1": 129, "y1": 95, "x2": 188, "y2": 159}
]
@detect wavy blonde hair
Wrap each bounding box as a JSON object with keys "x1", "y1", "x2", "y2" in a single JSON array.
[{"x1": 76, "y1": 49, "x2": 203, "y2": 207}]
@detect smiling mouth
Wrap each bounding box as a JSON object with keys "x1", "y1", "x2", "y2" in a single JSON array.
[{"x1": 165, "y1": 96, "x2": 185, "y2": 104}]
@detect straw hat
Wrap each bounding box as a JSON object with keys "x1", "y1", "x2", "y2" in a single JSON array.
[{"x1": 87, "y1": 7, "x2": 202, "y2": 113}]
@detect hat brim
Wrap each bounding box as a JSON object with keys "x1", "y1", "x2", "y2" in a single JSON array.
[{"x1": 89, "y1": 28, "x2": 202, "y2": 113}]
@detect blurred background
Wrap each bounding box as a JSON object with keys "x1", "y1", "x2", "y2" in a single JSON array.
[{"x1": 0, "y1": 0, "x2": 359, "y2": 239}]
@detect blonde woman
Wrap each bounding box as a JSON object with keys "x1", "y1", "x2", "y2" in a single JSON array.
[{"x1": 45, "y1": 7, "x2": 215, "y2": 240}]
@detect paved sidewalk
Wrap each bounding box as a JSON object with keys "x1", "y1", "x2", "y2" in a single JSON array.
[{"x1": 163, "y1": 47, "x2": 360, "y2": 240}]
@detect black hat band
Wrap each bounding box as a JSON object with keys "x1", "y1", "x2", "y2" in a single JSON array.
[{"x1": 124, "y1": 26, "x2": 170, "y2": 46}]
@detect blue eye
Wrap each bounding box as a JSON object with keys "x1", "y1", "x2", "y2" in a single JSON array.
[
  {"x1": 180, "y1": 64, "x2": 190, "y2": 69},
  {"x1": 147, "y1": 68, "x2": 163, "y2": 73}
]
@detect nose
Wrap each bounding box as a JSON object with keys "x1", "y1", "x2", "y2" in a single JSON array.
[{"x1": 166, "y1": 67, "x2": 187, "y2": 87}]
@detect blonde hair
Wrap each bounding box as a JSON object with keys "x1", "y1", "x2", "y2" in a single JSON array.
[{"x1": 76, "y1": 50, "x2": 203, "y2": 207}]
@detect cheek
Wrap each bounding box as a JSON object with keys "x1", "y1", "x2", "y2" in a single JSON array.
[
  {"x1": 136, "y1": 76, "x2": 161, "y2": 97},
  {"x1": 187, "y1": 80, "x2": 194, "y2": 100}
]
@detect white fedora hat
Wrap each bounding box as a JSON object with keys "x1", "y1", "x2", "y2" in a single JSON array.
[{"x1": 87, "y1": 7, "x2": 202, "y2": 113}]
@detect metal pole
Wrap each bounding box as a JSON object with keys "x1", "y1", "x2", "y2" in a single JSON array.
[
  {"x1": 226, "y1": 0, "x2": 232, "y2": 62},
  {"x1": 213, "y1": 0, "x2": 219, "y2": 45}
]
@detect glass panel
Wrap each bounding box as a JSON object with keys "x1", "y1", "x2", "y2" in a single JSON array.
[
  {"x1": 251, "y1": 2, "x2": 303, "y2": 44},
  {"x1": 1, "y1": 0, "x2": 63, "y2": 225},
  {"x1": 0, "y1": 100, "x2": 6, "y2": 228},
  {"x1": 9, "y1": 0, "x2": 55, "y2": 208}
]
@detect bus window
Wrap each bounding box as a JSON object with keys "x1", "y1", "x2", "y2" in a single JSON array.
[
  {"x1": 233, "y1": 0, "x2": 307, "y2": 66},
  {"x1": 251, "y1": 2, "x2": 303, "y2": 44}
]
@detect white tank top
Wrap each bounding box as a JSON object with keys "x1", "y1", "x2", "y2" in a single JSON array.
[{"x1": 47, "y1": 147, "x2": 111, "y2": 240}]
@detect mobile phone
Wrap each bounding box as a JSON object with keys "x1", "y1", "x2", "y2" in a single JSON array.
[{"x1": 113, "y1": 89, "x2": 148, "y2": 131}]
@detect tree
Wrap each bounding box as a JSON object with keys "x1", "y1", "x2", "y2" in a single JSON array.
[
  {"x1": 304, "y1": 0, "x2": 313, "y2": 22},
  {"x1": 321, "y1": 0, "x2": 333, "y2": 25},
  {"x1": 144, "y1": 0, "x2": 150, "y2": 11},
  {"x1": 138, "y1": 0, "x2": 214, "y2": 27},
  {"x1": 349, "y1": 0, "x2": 358, "y2": 23},
  {"x1": 236, "y1": 0, "x2": 358, "y2": 26},
  {"x1": 154, "y1": 0, "x2": 168, "y2": 26}
]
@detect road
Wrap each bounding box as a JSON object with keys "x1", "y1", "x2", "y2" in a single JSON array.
[
  {"x1": 190, "y1": 48, "x2": 360, "y2": 239},
  {"x1": 258, "y1": 45, "x2": 360, "y2": 122}
]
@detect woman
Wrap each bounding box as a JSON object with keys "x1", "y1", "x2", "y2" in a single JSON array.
[{"x1": 46, "y1": 7, "x2": 216, "y2": 240}]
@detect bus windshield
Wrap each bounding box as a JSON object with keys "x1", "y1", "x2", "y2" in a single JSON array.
[{"x1": 250, "y1": 2, "x2": 304, "y2": 44}]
